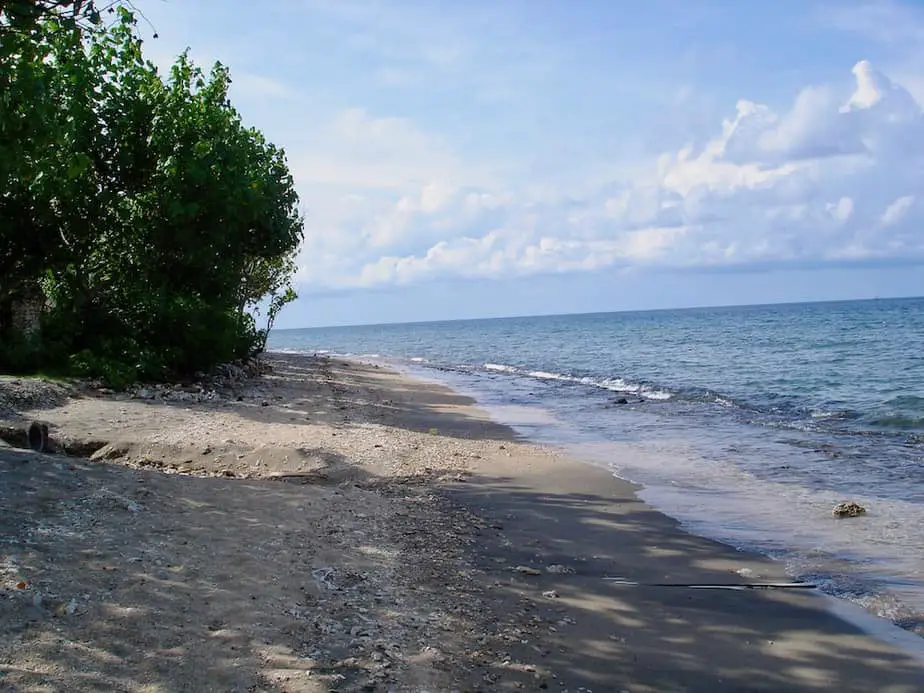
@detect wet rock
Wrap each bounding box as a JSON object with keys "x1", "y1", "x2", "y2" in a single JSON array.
[
  {"x1": 832, "y1": 501, "x2": 866, "y2": 518},
  {"x1": 613, "y1": 397, "x2": 629, "y2": 405}
]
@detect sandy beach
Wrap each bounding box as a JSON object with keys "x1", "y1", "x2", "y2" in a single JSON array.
[{"x1": 1, "y1": 353, "x2": 923, "y2": 692}]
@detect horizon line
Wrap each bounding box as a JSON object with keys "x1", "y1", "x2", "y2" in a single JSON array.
[{"x1": 274, "y1": 293, "x2": 924, "y2": 332}]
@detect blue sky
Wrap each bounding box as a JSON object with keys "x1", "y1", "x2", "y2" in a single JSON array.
[{"x1": 139, "y1": 0, "x2": 924, "y2": 327}]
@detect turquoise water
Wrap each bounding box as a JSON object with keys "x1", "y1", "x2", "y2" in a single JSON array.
[{"x1": 270, "y1": 297, "x2": 924, "y2": 632}]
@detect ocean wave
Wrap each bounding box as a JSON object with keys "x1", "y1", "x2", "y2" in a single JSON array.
[
  {"x1": 527, "y1": 370, "x2": 571, "y2": 381},
  {"x1": 484, "y1": 364, "x2": 675, "y2": 400},
  {"x1": 810, "y1": 409, "x2": 858, "y2": 420},
  {"x1": 266, "y1": 347, "x2": 330, "y2": 355},
  {"x1": 885, "y1": 395, "x2": 924, "y2": 411},
  {"x1": 484, "y1": 363, "x2": 520, "y2": 373},
  {"x1": 868, "y1": 414, "x2": 924, "y2": 430}
]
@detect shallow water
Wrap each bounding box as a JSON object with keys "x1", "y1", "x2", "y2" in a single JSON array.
[{"x1": 269, "y1": 297, "x2": 924, "y2": 634}]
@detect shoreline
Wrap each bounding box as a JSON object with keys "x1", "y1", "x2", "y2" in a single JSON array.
[
  {"x1": 370, "y1": 352, "x2": 924, "y2": 645},
  {"x1": 1, "y1": 353, "x2": 923, "y2": 691}
]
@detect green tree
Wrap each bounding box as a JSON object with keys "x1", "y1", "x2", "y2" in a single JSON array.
[{"x1": 0, "y1": 9, "x2": 303, "y2": 383}]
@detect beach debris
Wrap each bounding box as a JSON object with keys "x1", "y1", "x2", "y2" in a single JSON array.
[
  {"x1": 127, "y1": 383, "x2": 221, "y2": 403},
  {"x1": 832, "y1": 501, "x2": 866, "y2": 518},
  {"x1": 513, "y1": 566, "x2": 542, "y2": 576},
  {"x1": 602, "y1": 577, "x2": 816, "y2": 590},
  {"x1": 312, "y1": 567, "x2": 338, "y2": 590},
  {"x1": 541, "y1": 590, "x2": 559, "y2": 598},
  {"x1": 27, "y1": 421, "x2": 49, "y2": 452},
  {"x1": 545, "y1": 564, "x2": 575, "y2": 575},
  {"x1": 83, "y1": 488, "x2": 141, "y2": 513},
  {"x1": 56, "y1": 598, "x2": 79, "y2": 617},
  {"x1": 0, "y1": 376, "x2": 73, "y2": 415}
]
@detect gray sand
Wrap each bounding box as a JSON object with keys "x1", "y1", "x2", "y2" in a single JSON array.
[{"x1": 1, "y1": 354, "x2": 922, "y2": 691}]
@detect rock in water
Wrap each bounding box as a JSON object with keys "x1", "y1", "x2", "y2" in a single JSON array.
[
  {"x1": 27, "y1": 421, "x2": 48, "y2": 452},
  {"x1": 832, "y1": 501, "x2": 866, "y2": 518}
]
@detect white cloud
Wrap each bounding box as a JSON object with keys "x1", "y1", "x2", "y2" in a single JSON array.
[
  {"x1": 293, "y1": 60, "x2": 924, "y2": 292},
  {"x1": 284, "y1": 108, "x2": 494, "y2": 192},
  {"x1": 825, "y1": 2, "x2": 924, "y2": 108},
  {"x1": 881, "y1": 195, "x2": 914, "y2": 226}
]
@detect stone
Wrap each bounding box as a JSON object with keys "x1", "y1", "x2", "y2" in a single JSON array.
[
  {"x1": 89, "y1": 443, "x2": 130, "y2": 461},
  {"x1": 513, "y1": 566, "x2": 542, "y2": 576},
  {"x1": 545, "y1": 564, "x2": 575, "y2": 575},
  {"x1": 832, "y1": 501, "x2": 866, "y2": 518}
]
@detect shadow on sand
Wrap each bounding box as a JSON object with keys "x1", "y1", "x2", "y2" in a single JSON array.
[{"x1": 3, "y1": 354, "x2": 924, "y2": 691}]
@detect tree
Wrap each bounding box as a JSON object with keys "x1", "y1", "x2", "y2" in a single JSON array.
[
  {"x1": 0, "y1": 8, "x2": 303, "y2": 383},
  {"x1": 1, "y1": 1, "x2": 134, "y2": 35}
]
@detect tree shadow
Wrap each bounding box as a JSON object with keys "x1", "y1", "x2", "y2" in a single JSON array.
[
  {"x1": 431, "y1": 470, "x2": 924, "y2": 692},
  {"x1": 0, "y1": 447, "x2": 421, "y2": 692},
  {"x1": 5, "y1": 352, "x2": 924, "y2": 691}
]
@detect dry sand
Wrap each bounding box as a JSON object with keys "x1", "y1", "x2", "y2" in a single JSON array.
[{"x1": 0, "y1": 354, "x2": 922, "y2": 692}]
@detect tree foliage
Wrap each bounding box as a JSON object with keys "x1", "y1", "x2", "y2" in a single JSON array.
[
  {"x1": 2, "y1": 1, "x2": 128, "y2": 35},
  {"x1": 0, "y1": 8, "x2": 303, "y2": 384}
]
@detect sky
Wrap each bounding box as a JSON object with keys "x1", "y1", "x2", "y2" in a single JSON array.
[{"x1": 136, "y1": 0, "x2": 924, "y2": 327}]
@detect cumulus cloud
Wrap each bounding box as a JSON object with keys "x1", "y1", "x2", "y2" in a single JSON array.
[{"x1": 294, "y1": 61, "x2": 924, "y2": 292}]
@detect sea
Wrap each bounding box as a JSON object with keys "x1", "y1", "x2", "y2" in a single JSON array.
[{"x1": 269, "y1": 297, "x2": 924, "y2": 638}]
